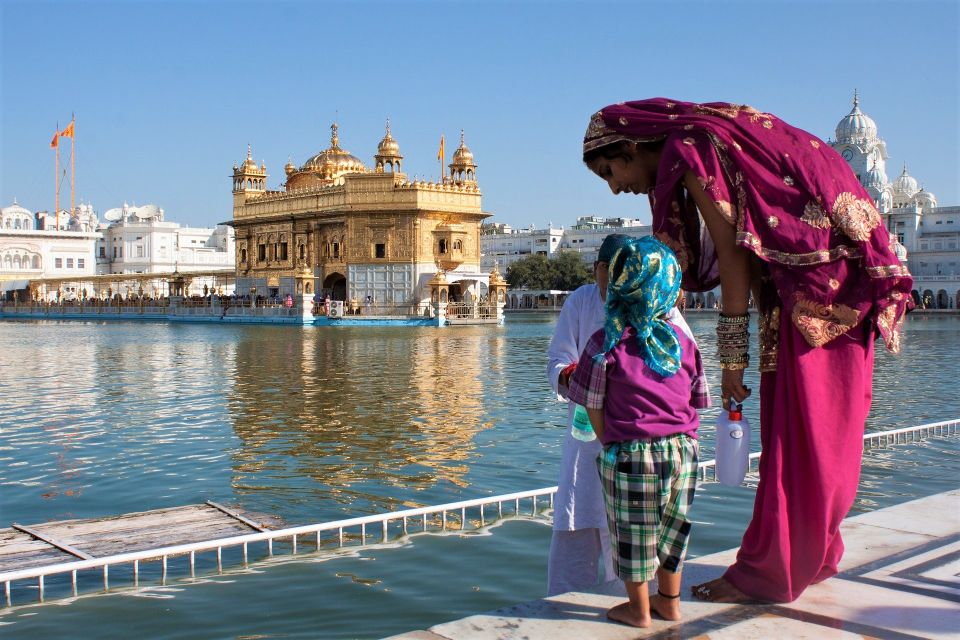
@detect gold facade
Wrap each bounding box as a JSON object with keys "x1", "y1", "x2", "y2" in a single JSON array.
[{"x1": 230, "y1": 124, "x2": 489, "y2": 302}]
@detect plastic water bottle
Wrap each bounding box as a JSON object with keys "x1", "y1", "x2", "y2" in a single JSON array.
[
  {"x1": 571, "y1": 404, "x2": 596, "y2": 442},
  {"x1": 715, "y1": 399, "x2": 750, "y2": 487}
]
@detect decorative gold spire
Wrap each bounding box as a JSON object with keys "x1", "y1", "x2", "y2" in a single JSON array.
[{"x1": 330, "y1": 122, "x2": 340, "y2": 149}]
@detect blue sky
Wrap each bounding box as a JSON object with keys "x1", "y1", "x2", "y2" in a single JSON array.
[{"x1": 2, "y1": 0, "x2": 957, "y2": 229}]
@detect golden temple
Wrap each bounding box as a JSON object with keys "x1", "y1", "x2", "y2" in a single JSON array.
[{"x1": 230, "y1": 123, "x2": 492, "y2": 307}]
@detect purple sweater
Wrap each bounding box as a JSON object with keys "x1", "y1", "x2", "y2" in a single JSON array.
[{"x1": 567, "y1": 323, "x2": 711, "y2": 445}]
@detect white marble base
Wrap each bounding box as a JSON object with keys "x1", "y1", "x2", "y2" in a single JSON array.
[{"x1": 386, "y1": 489, "x2": 960, "y2": 640}]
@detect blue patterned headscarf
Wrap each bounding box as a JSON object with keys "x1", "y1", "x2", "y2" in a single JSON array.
[{"x1": 596, "y1": 236, "x2": 683, "y2": 377}]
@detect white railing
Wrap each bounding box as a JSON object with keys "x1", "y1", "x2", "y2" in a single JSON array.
[
  {"x1": 696, "y1": 417, "x2": 959, "y2": 482},
  {"x1": 446, "y1": 302, "x2": 498, "y2": 320},
  {"x1": 2, "y1": 419, "x2": 956, "y2": 607},
  {"x1": 317, "y1": 302, "x2": 434, "y2": 318},
  {"x1": 1, "y1": 486, "x2": 557, "y2": 606}
]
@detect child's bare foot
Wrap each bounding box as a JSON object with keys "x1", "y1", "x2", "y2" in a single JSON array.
[
  {"x1": 606, "y1": 601, "x2": 651, "y2": 628},
  {"x1": 650, "y1": 590, "x2": 682, "y2": 621}
]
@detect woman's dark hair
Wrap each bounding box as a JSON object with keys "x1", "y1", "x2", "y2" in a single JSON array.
[{"x1": 582, "y1": 138, "x2": 666, "y2": 165}]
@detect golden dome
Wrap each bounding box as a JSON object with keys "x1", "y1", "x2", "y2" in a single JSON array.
[
  {"x1": 235, "y1": 144, "x2": 266, "y2": 176},
  {"x1": 488, "y1": 263, "x2": 505, "y2": 286},
  {"x1": 377, "y1": 119, "x2": 402, "y2": 157},
  {"x1": 301, "y1": 123, "x2": 367, "y2": 177},
  {"x1": 450, "y1": 130, "x2": 475, "y2": 166},
  {"x1": 242, "y1": 144, "x2": 260, "y2": 171},
  {"x1": 284, "y1": 156, "x2": 296, "y2": 176}
]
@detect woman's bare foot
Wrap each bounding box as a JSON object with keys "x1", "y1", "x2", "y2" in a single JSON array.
[
  {"x1": 691, "y1": 577, "x2": 757, "y2": 604},
  {"x1": 650, "y1": 591, "x2": 681, "y2": 621},
  {"x1": 606, "y1": 601, "x2": 651, "y2": 628}
]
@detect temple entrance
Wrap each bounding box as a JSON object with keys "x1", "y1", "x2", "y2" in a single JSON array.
[
  {"x1": 324, "y1": 272, "x2": 346, "y2": 301},
  {"x1": 448, "y1": 283, "x2": 463, "y2": 302}
]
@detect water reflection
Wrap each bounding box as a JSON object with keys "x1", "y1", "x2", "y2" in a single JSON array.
[
  {"x1": 0, "y1": 315, "x2": 955, "y2": 530},
  {"x1": 226, "y1": 327, "x2": 493, "y2": 515}
]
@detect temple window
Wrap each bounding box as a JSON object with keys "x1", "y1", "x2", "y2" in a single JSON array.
[
  {"x1": 333, "y1": 242, "x2": 340, "y2": 258},
  {"x1": 439, "y1": 239, "x2": 447, "y2": 254},
  {"x1": 258, "y1": 244, "x2": 267, "y2": 261},
  {"x1": 375, "y1": 243, "x2": 386, "y2": 259},
  {"x1": 279, "y1": 242, "x2": 288, "y2": 261}
]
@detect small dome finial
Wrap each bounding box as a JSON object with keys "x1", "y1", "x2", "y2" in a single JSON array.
[
  {"x1": 385, "y1": 117, "x2": 391, "y2": 136},
  {"x1": 331, "y1": 122, "x2": 340, "y2": 148},
  {"x1": 853, "y1": 88, "x2": 859, "y2": 108},
  {"x1": 460, "y1": 129, "x2": 465, "y2": 145},
  {"x1": 247, "y1": 144, "x2": 252, "y2": 160}
]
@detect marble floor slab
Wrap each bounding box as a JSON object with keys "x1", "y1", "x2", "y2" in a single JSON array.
[{"x1": 386, "y1": 489, "x2": 960, "y2": 640}]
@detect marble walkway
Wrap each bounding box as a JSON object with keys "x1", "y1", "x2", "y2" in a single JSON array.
[{"x1": 387, "y1": 489, "x2": 959, "y2": 640}]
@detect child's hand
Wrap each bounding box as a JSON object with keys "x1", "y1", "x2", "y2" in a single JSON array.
[{"x1": 560, "y1": 361, "x2": 577, "y2": 387}]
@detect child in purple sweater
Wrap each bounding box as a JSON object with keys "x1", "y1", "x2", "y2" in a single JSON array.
[{"x1": 567, "y1": 236, "x2": 710, "y2": 628}]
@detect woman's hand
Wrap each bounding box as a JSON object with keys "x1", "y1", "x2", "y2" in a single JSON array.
[{"x1": 721, "y1": 368, "x2": 751, "y2": 409}]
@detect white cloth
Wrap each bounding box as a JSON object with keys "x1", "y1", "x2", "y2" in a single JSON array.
[
  {"x1": 547, "y1": 529, "x2": 619, "y2": 597},
  {"x1": 547, "y1": 284, "x2": 608, "y2": 532}
]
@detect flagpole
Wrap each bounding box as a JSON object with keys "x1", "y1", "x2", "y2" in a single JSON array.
[
  {"x1": 70, "y1": 115, "x2": 76, "y2": 217},
  {"x1": 55, "y1": 122, "x2": 60, "y2": 230},
  {"x1": 438, "y1": 134, "x2": 445, "y2": 181}
]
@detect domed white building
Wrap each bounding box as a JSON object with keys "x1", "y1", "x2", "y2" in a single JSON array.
[
  {"x1": 2, "y1": 200, "x2": 34, "y2": 231},
  {"x1": 96, "y1": 202, "x2": 234, "y2": 278},
  {"x1": 1, "y1": 200, "x2": 101, "y2": 299},
  {"x1": 830, "y1": 92, "x2": 959, "y2": 309}
]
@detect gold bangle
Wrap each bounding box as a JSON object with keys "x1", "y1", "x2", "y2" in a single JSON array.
[{"x1": 720, "y1": 361, "x2": 749, "y2": 371}]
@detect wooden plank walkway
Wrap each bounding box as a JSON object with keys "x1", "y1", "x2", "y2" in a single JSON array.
[{"x1": 0, "y1": 503, "x2": 267, "y2": 575}]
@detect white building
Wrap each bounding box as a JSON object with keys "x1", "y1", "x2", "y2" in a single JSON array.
[
  {"x1": 480, "y1": 216, "x2": 649, "y2": 271},
  {"x1": 830, "y1": 93, "x2": 959, "y2": 308},
  {"x1": 96, "y1": 203, "x2": 235, "y2": 275},
  {"x1": 560, "y1": 216, "x2": 650, "y2": 263},
  {"x1": 1, "y1": 200, "x2": 100, "y2": 299}
]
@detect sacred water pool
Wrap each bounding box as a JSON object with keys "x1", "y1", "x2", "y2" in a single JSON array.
[{"x1": 1, "y1": 314, "x2": 957, "y2": 638}]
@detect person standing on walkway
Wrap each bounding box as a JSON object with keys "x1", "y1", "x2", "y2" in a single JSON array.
[
  {"x1": 546, "y1": 233, "x2": 697, "y2": 597},
  {"x1": 566, "y1": 236, "x2": 709, "y2": 627},
  {"x1": 582, "y1": 98, "x2": 913, "y2": 603}
]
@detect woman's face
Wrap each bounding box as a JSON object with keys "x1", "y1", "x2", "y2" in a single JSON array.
[{"x1": 587, "y1": 145, "x2": 661, "y2": 196}]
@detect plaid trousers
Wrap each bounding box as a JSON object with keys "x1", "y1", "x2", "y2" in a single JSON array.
[{"x1": 598, "y1": 434, "x2": 698, "y2": 583}]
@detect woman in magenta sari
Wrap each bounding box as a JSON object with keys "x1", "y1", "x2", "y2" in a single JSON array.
[{"x1": 582, "y1": 98, "x2": 912, "y2": 604}]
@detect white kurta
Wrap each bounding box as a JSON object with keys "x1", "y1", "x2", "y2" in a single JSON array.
[
  {"x1": 547, "y1": 283, "x2": 608, "y2": 532},
  {"x1": 547, "y1": 284, "x2": 696, "y2": 531}
]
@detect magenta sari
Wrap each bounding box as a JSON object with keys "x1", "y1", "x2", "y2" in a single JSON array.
[{"x1": 585, "y1": 98, "x2": 912, "y2": 601}]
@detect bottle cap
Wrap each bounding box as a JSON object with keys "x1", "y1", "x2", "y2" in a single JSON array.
[{"x1": 728, "y1": 402, "x2": 742, "y2": 421}]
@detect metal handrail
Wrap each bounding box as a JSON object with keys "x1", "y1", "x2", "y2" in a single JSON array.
[
  {"x1": 1, "y1": 486, "x2": 558, "y2": 605},
  {"x1": 697, "y1": 417, "x2": 959, "y2": 482},
  {"x1": 2, "y1": 419, "x2": 957, "y2": 606}
]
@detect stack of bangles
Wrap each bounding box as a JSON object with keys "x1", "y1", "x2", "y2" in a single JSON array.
[{"x1": 717, "y1": 313, "x2": 750, "y2": 370}]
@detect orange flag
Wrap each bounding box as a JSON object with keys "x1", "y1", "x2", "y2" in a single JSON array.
[
  {"x1": 437, "y1": 135, "x2": 445, "y2": 163},
  {"x1": 60, "y1": 121, "x2": 75, "y2": 138},
  {"x1": 50, "y1": 131, "x2": 59, "y2": 148}
]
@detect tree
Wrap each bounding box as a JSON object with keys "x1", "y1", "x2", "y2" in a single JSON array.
[
  {"x1": 550, "y1": 250, "x2": 593, "y2": 290},
  {"x1": 505, "y1": 251, "x2": 594, "y2": 291},
  {"x1": 506, "y1": 254, "x2": 552, "y2": 289}
]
